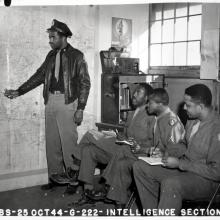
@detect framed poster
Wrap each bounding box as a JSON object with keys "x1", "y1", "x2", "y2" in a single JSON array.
[{"x1": 111, "y1": 17, "x2": 132, "y2": 48}]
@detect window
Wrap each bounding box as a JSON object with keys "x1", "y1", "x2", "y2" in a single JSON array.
[{"x1": 149, "y1": 3, "x2": 202, "y2": 67}]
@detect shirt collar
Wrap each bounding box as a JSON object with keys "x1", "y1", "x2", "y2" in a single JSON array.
[
  {"x1": 199, "y1": 110, "x2": 217, "y2": 126},
  {"x1": 56, "y1": 43, "x2": 69, "y2": 53},
  {"x1": 157, "y1": 107, "x2": 171, "y2": 120},
  {"x1": 138, "y1": 104, "x2": 147, "y2": 112}
]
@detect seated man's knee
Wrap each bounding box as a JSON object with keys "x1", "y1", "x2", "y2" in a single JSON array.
[
  {"x1": 116, "y1": 158, "x2": 133, "y2": 170},
  {"x1": 161, "y1": 178, "x2": 182, "y2": 194},
  {"x1": 79, "y1": 131, "x2": 91, "y2": 145},
  {"x1": 81, "y1": 143, "x2": 94, "y2": 155},
  {"x1": 133, "y1": 160, "x2": 152, "y2": 176}
]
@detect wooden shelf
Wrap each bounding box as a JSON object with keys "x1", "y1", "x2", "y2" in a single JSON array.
[{"x1": 95, "y1": 122, "x2": 124, "y2": 132}]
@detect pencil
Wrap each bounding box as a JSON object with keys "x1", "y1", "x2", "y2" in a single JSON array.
[{"x1": 150, "y1": 141, "x2": 160, "y2": 157}]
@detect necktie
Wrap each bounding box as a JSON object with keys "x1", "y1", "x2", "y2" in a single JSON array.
[
  {"x1": 153, "y1": 117, "x2": 158, "y2": 146},
  {"x1": 132, "y1": 107, "x2": 140, "y2": 121},
  {"x1": 54, "y1": 50, "x2": 61, "y2": 81}
]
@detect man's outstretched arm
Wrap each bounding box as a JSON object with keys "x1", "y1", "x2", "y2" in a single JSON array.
[{"x1": 4, "y1": 51, "x2": 52, "y2": 99}]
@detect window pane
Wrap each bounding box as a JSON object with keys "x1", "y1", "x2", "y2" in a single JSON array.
[
  {"x1": 176, "y1": 3, "x2": 188, "y2": 17},
  {"x1": 150, "y1": 44, "x2": 161, "y2": 66},
  {"x1": 151, "y1": 4, "x2": 162, "y2": 21},
  {"x1": 150, "y1": 21, "x2": 162, "y2": 43},
  {"x1": 175, "y1": 17, "x2": 187, "y2": 41},
  {"x1": 187, "y1": 41, "x2": 200, "y2": 65},
  {"x1": 189, "y1": 3, "x2": 202, "y2": 15},
  {"x1": 188, "y1": 15, "x2": 201, "y2": 40},
  {"x1": 163, "y1": 3, "x2": 175, "y2": 19},
  {"x1": 162, "y1": 19, "x2": 174, "y2": 42},
  {"x1": 162, "y1": 43, "x2": 173, "y2": 66},
  {"x1": 174, "y1": 42, "x2": 187, "y2": 65}
]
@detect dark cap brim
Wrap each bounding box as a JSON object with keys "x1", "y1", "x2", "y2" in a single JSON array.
[
  {"x1": 47, "y1": 26, "x2": 64, "y2": 33},
  {"x1": 47, "y1": 27, "x2": 72, "y2": 37}
]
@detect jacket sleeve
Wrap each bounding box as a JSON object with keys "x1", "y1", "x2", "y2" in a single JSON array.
[
  {"x1": 76, "y1": 55, "x2": 91, "y2": 110},
  {"x1": 179, "y1": 125, "x2": 220, "y2": 181},
  {"x1": 165, "y1": 118, "x2": 186, "y2": 157},
  {"x1": 167, "y1": 141, "x2": 187, "y2": 158},
  {"x1": 167, "y1": 120, "x2": 191, "y2": 157},
  {"x1": 138, "y1": 140, "x2": 154, "y2": 154},
  {"x1": 137, "y1": 117, "x2": 155, "y2": 153},
  {"x1": 124, "y1": 111, "x2": 133, "y2": 137},
  {"x1": 17, "y1": 52, "x2": 51, "y2": 96}
]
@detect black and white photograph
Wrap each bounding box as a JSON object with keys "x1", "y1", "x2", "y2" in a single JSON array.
[{"x1": 0, "y1": 0, "x2": 220, "y2": 217}]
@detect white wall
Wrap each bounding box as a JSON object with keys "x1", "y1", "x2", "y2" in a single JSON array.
[
  {"x1": 95, "y1": 4, "x2": 149, "y2": 121},
  {"x1": 0, "y1": 5, "x2": 99, "y2": 191}
]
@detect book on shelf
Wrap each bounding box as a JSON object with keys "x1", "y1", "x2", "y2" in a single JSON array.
[{"x1": 120, "y1": 84, "x2": 130, "y2": 110}]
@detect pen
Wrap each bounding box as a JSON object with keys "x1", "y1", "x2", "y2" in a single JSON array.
[{"x1": 150, "y1": 141, "x2": 160, "y2": 157}]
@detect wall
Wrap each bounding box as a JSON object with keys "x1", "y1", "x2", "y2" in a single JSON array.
[
  {"x1": 0, "y1": 5, "x2": 98, "y2": 191},
  {"x1": 200, "y1": 3, "x2": 220, "y2": 80},
  {"x1": 0, "y1": 4, "x2": 150, "y2": 191},
  {"x1": 95, "y1": 4, "x2": 149, "y2": 121}
]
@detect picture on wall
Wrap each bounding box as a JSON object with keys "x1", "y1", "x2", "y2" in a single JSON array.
[{"x1": 111, "y1": 17, "x2": 132, "y2": 48}]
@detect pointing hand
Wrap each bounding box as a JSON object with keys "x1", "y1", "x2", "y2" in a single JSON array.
[{"x1": 4, "y1": 89, "x2": 19, "y2": 99}]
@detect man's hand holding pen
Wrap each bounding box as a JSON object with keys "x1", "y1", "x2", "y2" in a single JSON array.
[
  {"x1": 129, "y1": 138, "x2": 141, "y2": 153},
  {"x1": 115, "y1": 129, "x2": 126, "y2": 141},
  {"x1": 148, "y1": 142, "x2": 162, "y2": 158},
  {"x1": 149, "y1": 147, "x2": 163, "y2": 158}
]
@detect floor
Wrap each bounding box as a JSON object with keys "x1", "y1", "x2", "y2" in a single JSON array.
[
  {"x1": 0, "y1": 181, "x2": 219, "y2": 217},
  {"x1": 0, "y1": 182, "x2": 118, "y2": 216}
]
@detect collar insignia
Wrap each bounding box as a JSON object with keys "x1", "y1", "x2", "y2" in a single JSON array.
[{"x1": 169, "y1": 119, "x2": 175, "y2": 126}]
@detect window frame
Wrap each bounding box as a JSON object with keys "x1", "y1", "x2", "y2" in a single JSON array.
[{"x1": 148, "y1": 3, "x2": 202, "y2": 78}]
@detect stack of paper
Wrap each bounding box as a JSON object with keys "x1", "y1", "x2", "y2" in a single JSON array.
[
  {"x1": 115, "y1": 139, "x2": 133, "y2": 146},
  {"x1": 101, "y1": 130, "x2": 116, "y2": 137},
  {"x1": 138, "y1": 156, "x2": 164, "y2": 166}
]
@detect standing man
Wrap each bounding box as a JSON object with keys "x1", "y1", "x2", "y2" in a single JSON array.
[
  {"x1": 133, "y1": 84, "x2": 220, "y2": 215},
  {"x1": 4, "y1": 19, "x2": 91, "y2": 190}
]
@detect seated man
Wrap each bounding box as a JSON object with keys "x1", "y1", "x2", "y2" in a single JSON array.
[
  {"x1": 66, "y1": 83, "x2": 155, "y2": 204},
  {"x1": 133, "y1": 84, "x2": 220, "y2": 216},
  {"x1": 50, "y1": 83, "x2": 152, "y2": 187},
  {"x1": 92, "y1": 88, "x2": 185, "y2": 208}
]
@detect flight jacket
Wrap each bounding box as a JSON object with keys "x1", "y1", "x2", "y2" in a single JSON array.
[
  {"x1": 178, "y1": 112, "x2": 220, "y2": 182},
  {"x1": 17, "y1": 43, "x2": 91, "y2": 110}
]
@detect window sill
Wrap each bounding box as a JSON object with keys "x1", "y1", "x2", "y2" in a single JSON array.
[{"x1": 148, "y1": 66, "x2": 200, "y2": 79}]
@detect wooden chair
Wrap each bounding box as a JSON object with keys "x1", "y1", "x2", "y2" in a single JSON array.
[
  {"x1": 183, "y1": 183, "x2": 220, "y2": 215},
  {"x1": 125, "y1": 191, "x2": 136, "y2": 209}
]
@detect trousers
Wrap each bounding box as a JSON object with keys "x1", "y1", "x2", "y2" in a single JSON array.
[
  {"x1": 78, "y1": 130, "x2": 139, "y2": 204},
  {"x1": 106, "y1": 157, "x2": 136, "y2": 204},
  {"x1": 133, "y1": 160, "x2": 219, "y2": 215},
  {"x1": 77, "y1": 131, "x2": 133, "y2": 185},
  {"x1": 45, "y1": 93, "x2": 78, "y2": 177}
]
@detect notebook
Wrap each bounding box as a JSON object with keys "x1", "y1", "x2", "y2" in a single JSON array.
[
  {"x1": 101, "y1": 130, "x2": 117, "y2": 137},
  {"x1": 138, "y1": 156, "x2": 164, "y2": 166}
]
